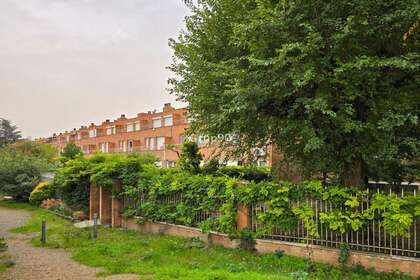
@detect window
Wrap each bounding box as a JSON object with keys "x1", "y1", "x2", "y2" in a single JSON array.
[
  {"x1": 89, "y1": 130, "x2": 96, "y2": 138},
  {"x1": 128, "y1": 140, "x2": 133, "y2": 151},
  {"x1": 152, "y1": 118, "x2": 161, "y2": 128},
  {"x1": 146, "y1": 137, "x2": 155, "y2": 150},
  {"x1": 163, "y1": 116, "x2": 173, "y2": 126},
  {"x1": 127, "y1": 123, "x2": 134, "y2": 132},
  {"x1": 134, "y1": 121, "x2": 140, "y2": 131},
  {"x1": 77, "y1": 133, "x2": 81, "y2": 140},
  {"x1": 157, "y1": 137, "x2": 165, "y2": 150},
  {"x1": 179, "y1": 134, "x2": 185, "y2": 144},
  {"x1": 106, "y1": 126, "x2": 115, "y2": 135}
]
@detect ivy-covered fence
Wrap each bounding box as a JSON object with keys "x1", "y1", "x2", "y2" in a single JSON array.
[
  {"x1": 121, "y1": 174, "x2": 420, "y2": 259},
  {"x1": 251, "y1": 184, "x2": 419, "y2": 258}
]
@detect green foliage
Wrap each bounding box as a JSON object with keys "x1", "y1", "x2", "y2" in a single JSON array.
[
  {"x1": 169, "y1": 0, "x2": 420, "y2": 184},
  {"x1": 29, "y1": 181, "x2": 56, "y2": 206},
  {"x1": 61, "y1": 142, "x2": 83, "y2": 160},
  {"x1": 90, "y1": 153, "x2": 157, "y2": 189},
  {"x1": 0, "y1": 118, "x2": 21, "y2": 148},
  {"x1": 11, "y1": 141, "x2": 58, "y2": 164},
  {"x1": 0, "y1": 237, "x2": 6, "y2": 252},
  {"x1": 6, "y1": 204, "x2": 415, "y2": 280},
  {"x1": 367, "y1": 193, "x2": 419, "y2": 237},
  {"x1": 216, "y1": 165, "x2": 272, "y2": 182},
  {"x1": 239, "y1": 228, "x2": 256, "y2": 251},
  {"x1": 0, "y1": 140, "x2": 56, "y2": 202},
  {"x1": 177, "y1": 141, "x2": 203, "y2": 174},
  {"x1": 339, "y1": 243, "x2": 350, "y2": 265},
  {"x1": 0, "y1": 147, "x2": 50, "y2": 201},
  {"x1": 53, "y1": 153, "x2": 157, "y2": 213},
  {"x1": 54, "y1": 155, "x2": 91, "y2": 213},
  {"x1": 124, "y1": 165, "x2": 239, "y2": 236}
]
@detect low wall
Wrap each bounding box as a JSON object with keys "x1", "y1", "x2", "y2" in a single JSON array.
[{"x1": 122, "y1": 217, "x2": 420, "y2": 277}]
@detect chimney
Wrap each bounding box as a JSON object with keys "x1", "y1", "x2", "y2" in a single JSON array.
[
  {"x1": 120, "y1": 114, "x2": 126, "y2": 118},
  {"x1": 106, "y1": 119, "x2": 110, "y2": 123},
  {"x1": 163, "y1": 103, "x2": 174, "y2": 112}
]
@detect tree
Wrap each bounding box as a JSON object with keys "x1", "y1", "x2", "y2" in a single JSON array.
[
  {"x1": 0, "y1": 148, "x2": 48, "y2": 201},
  {"x1": 0, "y1": 119, "x2": 21, "y2": 147},
  {"x1": 178, "y1": 141, "x2": 203, "y2": 174},
  {"x1": 11, "y1": 140, "x2": 57, "y2": 164},
  {"x1": 61, "y1": 142, "x2": 83, "y2": 160},
  {"x1": 169, "y1": 0, "x2": 420, "y2": 186}
]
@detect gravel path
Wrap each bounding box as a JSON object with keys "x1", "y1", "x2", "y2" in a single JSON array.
[{"x1": 0, "y1": 206, "x2": 139, "y2": 280}]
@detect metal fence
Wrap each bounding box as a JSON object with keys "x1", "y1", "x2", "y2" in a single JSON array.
[
  {"x1": 123, "y1": 192, "x2": 223, "y2": 227},
  {"x1": 251, "y1": 184, "x2": 419, "y2": 258}
]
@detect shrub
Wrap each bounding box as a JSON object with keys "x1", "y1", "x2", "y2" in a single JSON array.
[
  {"x1": 54, "y1": 156, "x2": 91, "y2": 213},
  {"x1": 0, "y1": 142, "x2": 55, "y2": 201},
  {"x1": 40, "y1": 198, "x2": 63, "y2": 210},
  {"x1": 217, "y1": 165, "x2": 272, "y2": 182},
  {"x1": 29, "y1": 182, "x2": 56, "y2": 206}
]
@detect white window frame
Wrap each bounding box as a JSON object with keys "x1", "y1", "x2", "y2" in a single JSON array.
[
  {"x1": 156, "y1": 137, "x2": 165, "y2": 150},
  {"x1": 126, "y1": 123, "x2": 134, "y2": 132},
  {"x1": 152, "y1": 118, "x2": 162, "y2": 129},
  {"x1": 134, "y1": 121, "x2": 140, "y2": 131},
  {"x1": 163, "y1": 115, "x2": 173, "y2": 127}
]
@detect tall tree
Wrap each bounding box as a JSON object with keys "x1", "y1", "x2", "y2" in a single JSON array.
[
  {"x1": 169, "y1": 0, "x2": 420, "y2": 186},
  {"x1": 0, "y1": 119, "x2": 21, "y2": 148}
]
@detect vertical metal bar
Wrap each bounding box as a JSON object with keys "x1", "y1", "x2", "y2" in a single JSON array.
[
  {"x1": 389, "y1": 186, "x2": 392, "y2": 256},
  {"x1": 367, "y1": 188, "x2": 370, "y2": 252},
  {"x1": 415, "y1": 187, "x2": 417, "y2": 256},
  {"x1": 41, "y1": 221, "x2": 46, "y2": 245},
  {"x1": 377, "y1": 187, "x2": 381, "y2": 253}
]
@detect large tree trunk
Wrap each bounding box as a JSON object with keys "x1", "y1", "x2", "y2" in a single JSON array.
[{"x1": 341, "y1": 159, "x2": 364, "y2": 187}]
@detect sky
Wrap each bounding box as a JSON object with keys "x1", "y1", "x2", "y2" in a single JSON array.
[{"x1": 0, "y1": 0, "x2": 189, "y2": 138}]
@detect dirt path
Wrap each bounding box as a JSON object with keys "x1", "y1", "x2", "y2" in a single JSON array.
[{"x1": 0, "y1": 207, "x2": 139, "y2": 280}]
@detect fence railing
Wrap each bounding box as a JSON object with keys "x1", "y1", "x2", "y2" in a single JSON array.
[
  {"x1": 251, "y1": 185, "x2": 419, "y2": 258},
  {"x1": 123, "y1": 192, "x2": 222, "y2": 227}
]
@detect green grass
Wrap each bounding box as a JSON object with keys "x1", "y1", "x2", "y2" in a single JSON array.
[{"x1": 1, "y1": 203, "x2": 415, "y2": 280}]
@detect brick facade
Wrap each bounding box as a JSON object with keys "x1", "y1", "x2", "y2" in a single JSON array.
[{"x1": 42, "y1": 103, "x2": 276, "y2": 166}]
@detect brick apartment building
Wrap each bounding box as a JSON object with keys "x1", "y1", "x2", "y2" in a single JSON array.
[{"x1": 43, "y1": 103, "x2": 278, "y2": 167}]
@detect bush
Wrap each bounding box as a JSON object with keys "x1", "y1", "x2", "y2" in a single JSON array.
[
  {"x1": 54, "y1": 156, "x2": 91, "y2": 213},
  {"x1": 0, "y1": 141, "x2": 56, "y2": 201},
  {"x1": 217, "y1": 165, "x2": 272, "y2": 182},
  {"x1": 29, "y1": 182, "x2": 56, "y2": 206}
]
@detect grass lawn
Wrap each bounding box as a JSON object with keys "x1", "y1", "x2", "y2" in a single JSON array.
[{"x1": 0, "y1": 200, "x2": 414, "y2": 280}]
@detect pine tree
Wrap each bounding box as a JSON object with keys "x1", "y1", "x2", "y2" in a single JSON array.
[{"x1": 0, "y1": 119, "x2": 21, "y2": 148}]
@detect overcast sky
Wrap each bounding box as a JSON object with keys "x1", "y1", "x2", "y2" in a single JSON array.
[{"x1": 0, "y1": 0, "x2": 189, "y2": 138}]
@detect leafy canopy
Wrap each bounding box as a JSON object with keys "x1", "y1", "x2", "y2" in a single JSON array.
[
  {"x1": 169, "y1": 0, "x2": 420, "y2": 184},
  {"x1": 61, "y1": 142, "x2": 83, "y2": 160}
]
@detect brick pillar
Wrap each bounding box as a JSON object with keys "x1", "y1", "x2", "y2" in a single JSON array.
[
  {"x1": 111, "y1": 182, "x2": 123, "y2": 228},
  {"x1": 100, "y1": 186, "x2": 112, "y2": 225},
  {"x1": 89, "y1": 185, "x2": 100, "y2": 220},
  {"x1": 236, "y1": 204, "x2": 251, "y2": 231}
]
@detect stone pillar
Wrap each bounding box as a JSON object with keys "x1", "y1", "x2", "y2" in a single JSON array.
[
  {"x1": 236, "y1": 204, "x2": 251, "y2": 231},
  {"x1": 111, "y1": 182, "x2": 123, "y2": 228},
  {"x1": 89, "y1": 185, "x2": 100, "y2": 220},
  {"x1": 99, "y1": 186, "x2": 112, "y2": 225}
]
